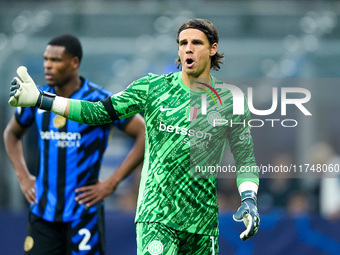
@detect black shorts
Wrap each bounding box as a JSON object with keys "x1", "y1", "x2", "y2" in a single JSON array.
[{"x1": 24, "y1": 208, "x2": 105, "y2": 255}]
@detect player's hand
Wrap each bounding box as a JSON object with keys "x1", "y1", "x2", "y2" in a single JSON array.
[
  {"x1": 19, "y1": 173, "x2": 37, "y2": 205},
  {"x1": 9, "y1": 66, "x2": 40, "y2": 107},
  {"x1": 75, "y1": 180, "x2": 117, "y2": 208},
  {"x1": 233, "y1": 190, "x2": 260, "y2": 241}
]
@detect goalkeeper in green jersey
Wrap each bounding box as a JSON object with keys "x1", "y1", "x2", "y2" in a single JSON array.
[{"x1": 9, "y1": 18, "x2": 260, "y2": 254}]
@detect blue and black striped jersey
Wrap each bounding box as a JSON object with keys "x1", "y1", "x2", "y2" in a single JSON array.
[{"x1": 15, "y1": 77, "x2": 132, "y2": 222}]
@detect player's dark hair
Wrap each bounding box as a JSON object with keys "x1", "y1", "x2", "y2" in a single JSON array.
[
  {"x1": 176, "y1": 18, "x2": 224, "y2": 71},
  {"x1": 48, "y1": 34, "x2": 83, "y2": 64}
]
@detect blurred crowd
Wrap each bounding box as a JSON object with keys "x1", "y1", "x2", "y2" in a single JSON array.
[{"x1": 217, "y1": 142, "x2": 340, "y2": 220}]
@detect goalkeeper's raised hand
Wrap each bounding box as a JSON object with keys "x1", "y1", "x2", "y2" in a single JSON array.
[
  {"x1": 9, "y1": 66, "x2": 56, "y2": 110},
  {"x1": 233, "y1": 190, "x2": 260, "y2": 241},
  {"x1": 9, "y1": 66, "x2": 40, "y2": 107}
]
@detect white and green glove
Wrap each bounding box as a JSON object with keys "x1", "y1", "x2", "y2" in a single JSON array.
[
  {"x1": 233, "y1": 190, "x2": 260, "y2": 241},
  {"x1": 9, "y1": 66, "x2": 56, "y2": 110}
]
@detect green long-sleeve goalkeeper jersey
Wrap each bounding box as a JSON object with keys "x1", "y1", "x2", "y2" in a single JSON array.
[{"x1": 68, "y1": 71, "x2": 259, "y2": 236}]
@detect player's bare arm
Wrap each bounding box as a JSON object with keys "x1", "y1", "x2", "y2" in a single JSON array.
[
  {"x1": 3, "y1": 117, "x2": 37, "y2": 205},
  {"x1": 75, "y1": 114, "x2": 145, "y2": 207}
]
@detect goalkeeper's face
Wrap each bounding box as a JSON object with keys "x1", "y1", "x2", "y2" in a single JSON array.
[
  {"x1": 43, "y1": 45, "x2": 79, "y2": 87},
  {"x1": 178, "y1": 28, "x2": 217, "y2": 79}
]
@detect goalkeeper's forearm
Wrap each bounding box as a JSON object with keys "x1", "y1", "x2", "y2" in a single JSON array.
[
  {"x1": 51, "y1": 96, "x2": 85, "y2": 123},
  {"x1": 52, "y1": 96, "x2": 70, "y2": 118},
  {"x1": 51, "y1": 96, "x2": 114, "y2": 125}
]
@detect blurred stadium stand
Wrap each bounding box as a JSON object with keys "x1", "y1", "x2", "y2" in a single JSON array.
[{"x1": 1, "y1": 0, "x2": 340, "y2": 254}]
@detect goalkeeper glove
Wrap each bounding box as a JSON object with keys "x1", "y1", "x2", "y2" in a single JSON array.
[
  {"x1": 9, "y1": 66, "x2": 56, "y2": 110},
  {"x1": 233, "y1": 190, "x2": 260, "y2": 241}
]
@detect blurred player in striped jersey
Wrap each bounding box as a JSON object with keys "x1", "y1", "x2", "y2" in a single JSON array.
[
  {"x1": 4, "y1": 34, "x2": 145, "y2": 254},
  {"x1": 8, "y1": 19, "x2": 260, "y2": 254}
]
